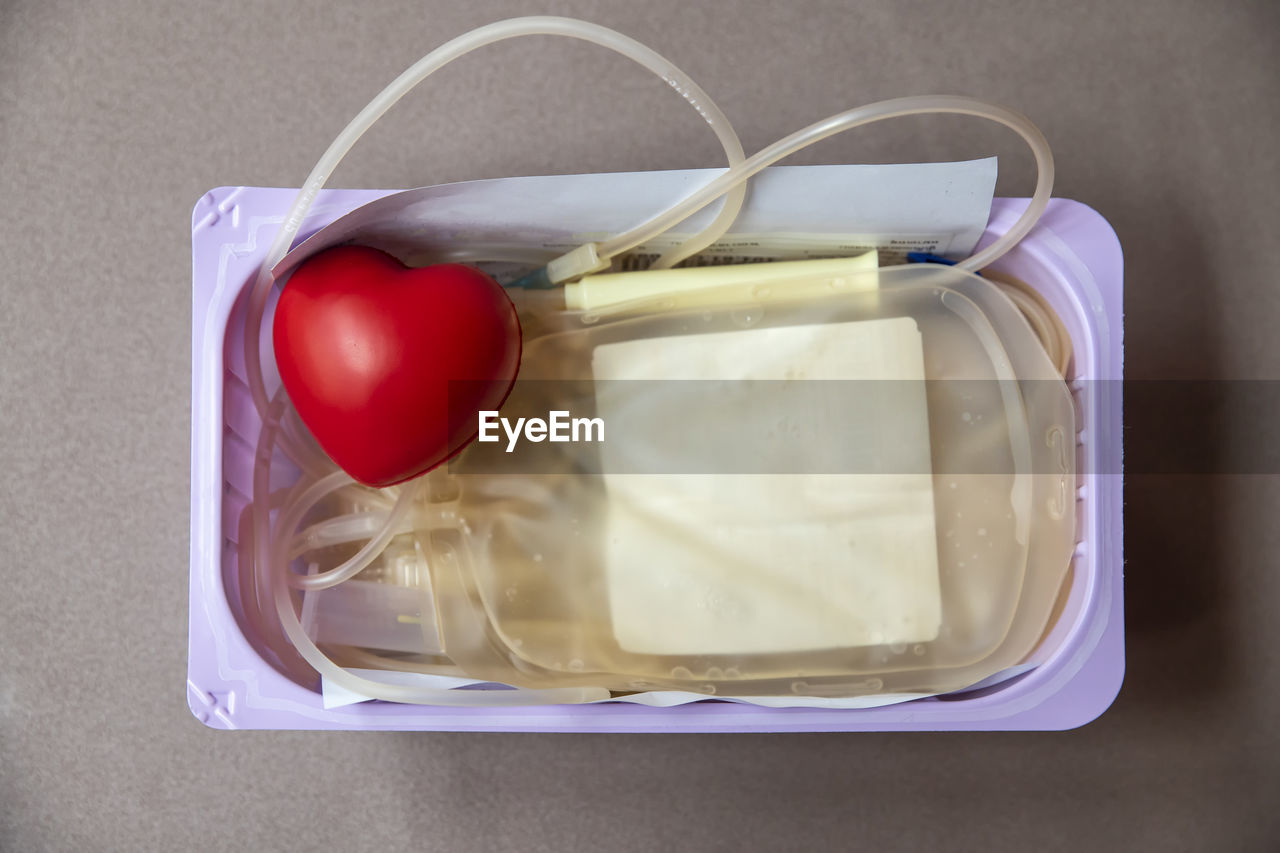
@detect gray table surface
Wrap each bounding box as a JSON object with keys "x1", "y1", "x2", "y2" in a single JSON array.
[{"x1": 3, "y1": 1, "x2": 1278, "y2": 850}]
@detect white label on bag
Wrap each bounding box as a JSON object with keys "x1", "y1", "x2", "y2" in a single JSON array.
[
  {"x1": 592, "y1": 317, "x2": 942, "y2": 656},
  {"x1": 608, "y1": 233, "x2": 953, "y2": 270}
]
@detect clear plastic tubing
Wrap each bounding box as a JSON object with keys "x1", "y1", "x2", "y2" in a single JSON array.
[
  {"x1": 284, "y1": 476, "x2": 419, "y2": 592},
  {"x1": 243, "y1": 16, "x2": 1059, "y2": 705},
  {"x1": 262, "y1": 434, "x2": 610, "y2": 705},
  {"x1": 269, "y1": 576, "x2": 611, "y2": 705},
  {"x1": 591, "y1": 95, "x2": 1054, "y2": 275},
  {"x1": 254, "y1": 448, "x2": 409, "y2": 593},
  {"x1": 250, "y1": 390, "x2": 610, "y2": 704},
  {"x1": 246, "y1": 15, "x2": 748, "y2": 705},
  {"x1": 243, "y1": 15, "x2": 747, "y2": 423}
]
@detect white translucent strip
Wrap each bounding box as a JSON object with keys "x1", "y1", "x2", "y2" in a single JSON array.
[
  {"x1": 319, "y1": 665, "x2": 1041, "y2": 710},
  {"x1": 243, "y1": 15, "x2": 746, "y2": 422}
]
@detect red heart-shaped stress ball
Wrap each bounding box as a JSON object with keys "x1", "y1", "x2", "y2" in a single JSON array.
[{"x1": 272, "y1": 245, "x2": 522, "y2": 487}]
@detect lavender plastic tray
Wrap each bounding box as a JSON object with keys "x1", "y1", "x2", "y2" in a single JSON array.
[{"x1": 188, "y1": 186, "x2": 1124, "y2": 731}]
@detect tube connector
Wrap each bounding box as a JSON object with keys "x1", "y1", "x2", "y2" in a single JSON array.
[
  {"x1": 508, "y1": 242, "x2": 612, "y2": 290},
  {"x1": 546, "y1": 242, "x2": 611, "y2": 285}
]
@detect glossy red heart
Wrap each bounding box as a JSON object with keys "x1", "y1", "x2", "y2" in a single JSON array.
[{"x1": 272, "y1": 245, "x2": 521, "y2": 487}]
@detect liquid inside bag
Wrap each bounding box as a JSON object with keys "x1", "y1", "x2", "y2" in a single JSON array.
[{"x1": 382, "y1": 262, "x2": 1075, "y2": 698}]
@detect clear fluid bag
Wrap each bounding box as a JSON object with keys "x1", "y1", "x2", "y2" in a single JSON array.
[{"x1": 359, "y1": 262, "x2": 1077, "y2": 698}]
